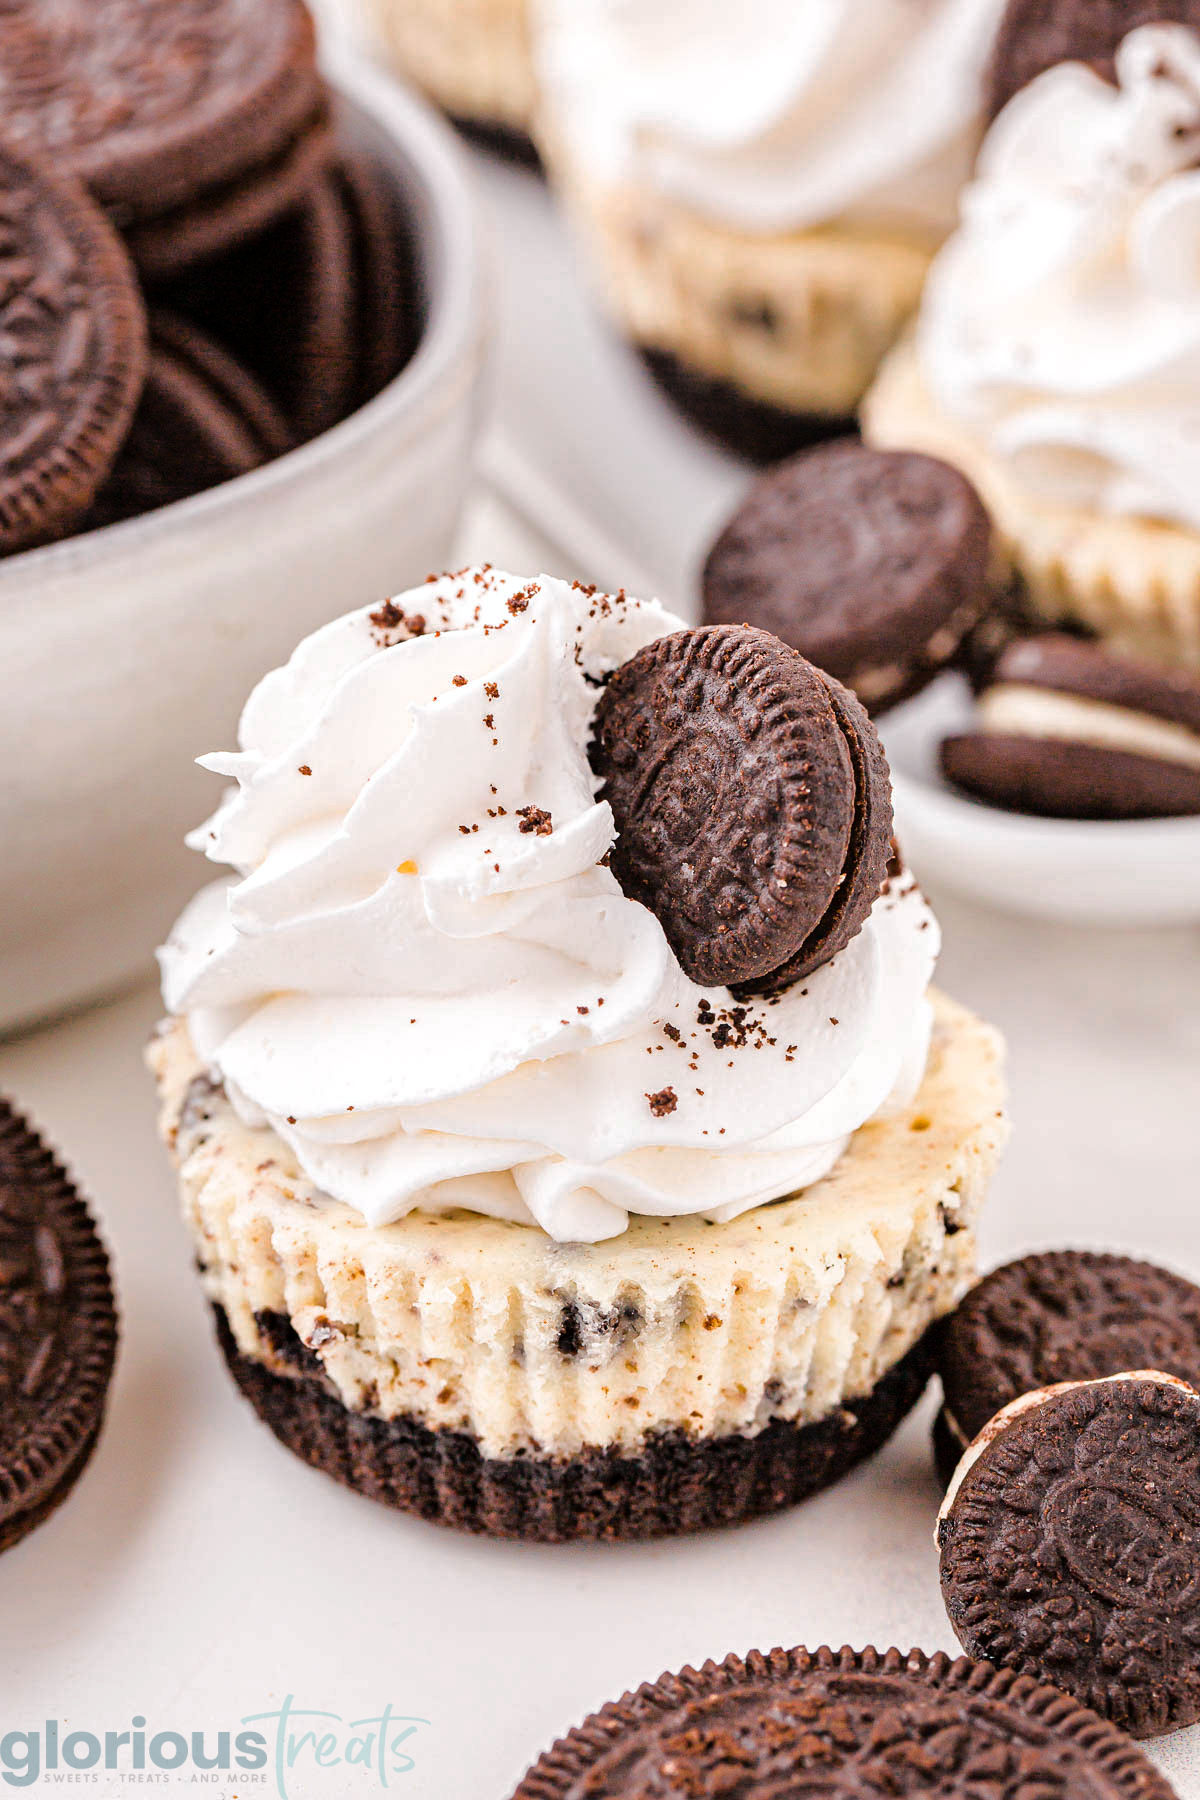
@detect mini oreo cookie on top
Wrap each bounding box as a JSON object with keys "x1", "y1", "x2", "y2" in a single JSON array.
[
  {"x1": 941, "y1": 634, "x2": 1200, "y2": 819},
  {"x1": 985, "y1": 0, "x2": 1200, "y2": 119},
  {"x1": 0, "y1": 135, "x2": 147, "y2": 552},
  {"x1": 933, "y1": 1249, "x2": 1200, "y2": 1486},
  {"x1": 590, "y1": 624, "x2": 893, "y2": 994},
  {"x1": 510, "y1": 1643, "x2": 1182, "y2": 1799},
  {"x1": 0, "y1": 1100, "x2": 118, "y2": 1554},
  {"x1": 938, "y1": 1372, "x2": 1200, "y2": 1738},
  {"x1": 702, "y1": 441, "x2": 992, "y2": 716}
]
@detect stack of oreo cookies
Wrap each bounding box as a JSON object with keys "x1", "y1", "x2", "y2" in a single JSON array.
[{"x1": 0, "y1": 0, "x2": 417, "y2": 556}]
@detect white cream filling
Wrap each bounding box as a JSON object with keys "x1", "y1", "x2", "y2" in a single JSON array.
[{"x1": 978, "y1": 683, "x2": 1200, "y2": 769}]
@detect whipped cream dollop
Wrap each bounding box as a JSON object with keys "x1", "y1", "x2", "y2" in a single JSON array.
[
  {"x1": 161, "y1": 569, "x2": 939, "y2": 1244},
  {"x1": 534, "y1": 0, "x2": 1005, "y2": 237},
  {"x1": 920, "y1": 24, "x2": 1200, "y2": 533}
]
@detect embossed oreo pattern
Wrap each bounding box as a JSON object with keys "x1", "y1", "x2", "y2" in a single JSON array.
[
  {"x1": 939, "y1": 1377, "x2": 1200, "y2": 1738},
  {"x1": 0, "y1": 138, "x2": 146, "y2": 550},
  {"x1": 937, "y1": 1252, "x2": 1200, "y2": 1445},
  {"x1": 702, "y1": 442, "x2": 992, "y2": 713},
  {"x1": 0, "y1": 1101, "x2": 118, "y2": 1553},
  {"x1": 511, "y1": 1644, "x2": 1180, "y2": 1798},
  {"x1": 591, "y1": 626, "x2": 891, "y2": 991},
  {"x1": 0, "y1": 0, "x2": 321, "y2": 219}
]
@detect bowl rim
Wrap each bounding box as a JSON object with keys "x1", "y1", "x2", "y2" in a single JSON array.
[
  {"x1": 892, "y1": 766, "x2": 1200, "y2": 850},
  {"x1": 0, "y1": 50, "x2": 488, "y2": 590}
]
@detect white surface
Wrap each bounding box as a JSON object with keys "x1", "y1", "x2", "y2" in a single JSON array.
[
  {"x1": 0, "y1": 493, "x2": 1198, "y2": 1800},
  {"x1": 0, "y1": 62, "x2": 489, "y2": 1037},
  {"x1": 471, "y1": 148, "x2": 1200, "y2": 929}
]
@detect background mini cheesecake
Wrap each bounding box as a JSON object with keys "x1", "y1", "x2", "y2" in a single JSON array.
[
  {"x1": 356, "y1": 0, "x2": 538, "y2": 157},
  {"x1": 148, "y1": 570, "x2": 1008, "y2": 1542},
  {"x1": 865, "y1": 21, "x2": 1200, "y2": 673},
  {"x1": 533, "y1": 0, "x2": 1006, "y2": 460}
]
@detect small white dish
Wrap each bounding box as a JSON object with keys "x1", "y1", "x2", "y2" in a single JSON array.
[
  {"x1": 471, "y1": 152, "x2": 1200, "y2": 932},
  {"x1": 0, "y1": 56, "x2": 489, "y2": 1035},
  {"x1": 882, "y1": 677, "x2": 1200, "y2": 929}
]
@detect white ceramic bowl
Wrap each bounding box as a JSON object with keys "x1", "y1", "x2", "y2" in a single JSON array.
[
  {"x1": 0, "y1": 56, "x2": 488, "y2": 1035},
  {"x1": 882, "y1": 676, "x2": 1200, "y2": 928}
]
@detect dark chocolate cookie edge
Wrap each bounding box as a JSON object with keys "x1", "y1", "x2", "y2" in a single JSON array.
[
  {"x1": 511, "y1": 1644, "x2": 1181, "y2": 1800},
  {"x1": 214, "y1": 1306, "x2": 934, "y2": 1542}
]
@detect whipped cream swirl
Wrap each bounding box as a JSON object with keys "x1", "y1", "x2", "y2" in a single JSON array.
[
  {"x1": 921, "y1": 24, "x2": 1200, "y2": 533},
  {"x1": 161, "y1": 569, "x2": 939, "y2": 1244},
  {"x1": 534, "y1": 0, "x2": 1005, "y2": 237}
]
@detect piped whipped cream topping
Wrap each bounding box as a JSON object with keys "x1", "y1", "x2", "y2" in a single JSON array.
[
  {"x1": 161, "y1": 569, "x2": 939, "y2": 1245},
  {"x1": 920, "y1": 24, "x2": 1200, "y2": 533},
  {"x1": 534, "y1": 0, "x2": 1005, "y2": 237}
]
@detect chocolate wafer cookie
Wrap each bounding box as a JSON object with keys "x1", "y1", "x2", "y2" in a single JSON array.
[
  {"x1": 941, "y1": 635, "x2": 1200, "y2": 819},
  {"x1": 0, "y1": 135, "x2": 146, "y2": 554},
  {"x1": 0, "y1": 1101, "x2": 118, "y2": 1555},
  {"x1": 511, "y1": 1644, "x2": 1182, "y2": 1798},
  {"x1": 159, "y1": 167, "x2": 360, "y2": 442},
  {"x1": 703, "y1": 443, "x2": 993, "y2": 715},
  {"x1": 0, "y1": 0, "x2": 330, "y2": 276},
  {"x1": 591, "y1": 625, "x2": 893, "y2": 993},
  {"x1": 933, "y1": 1250, "x2": 1200, "y2": 1484},
  {"x1": 986, "y1": 0, "x2": 1200, "y2": 119},
  {"x1": 939, "y1": 1373, "x2": 1200, "y2": 1738},
  {"x1": 86, "y1": 309, "x2": 292, "y2": 527}
]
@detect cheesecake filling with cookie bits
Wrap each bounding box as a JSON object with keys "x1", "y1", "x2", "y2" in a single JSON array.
[{"x1": 160, "y1": 568, "x2": 939, "y2": 1244}]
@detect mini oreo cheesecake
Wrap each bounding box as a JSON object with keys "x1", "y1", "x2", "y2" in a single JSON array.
[
  {"x1": 866, "y1": 20, "x2": 1200, "y2": 672},
  {"x1": 149, "y1": 568, "x2": 1007, "y2": 1541},
  {"x1": 534, "y1": 0, "x2": 1006, "y2": 459},
  {"x1": 357, "y1": 0, "x2": 537, "y2": 156}
]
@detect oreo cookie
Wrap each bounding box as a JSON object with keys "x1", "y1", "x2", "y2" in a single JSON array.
[
  {"x1": 941, "y1": 635, "x2": 1200, "y2": 819},
  {"x1": 85, "y1": 308, "x2": 292, "y2": 527},
  {"x1": 0, "y1": 135, "x2": 146, "y2": 553},
  {"x1": 702, "y1": 443, "x2": 992, "y2": 715},
  {"x1": 938, "y1": 1373, "x2": 1200, "y2": 1738},
  {"x1": 590, "y1": 625, "x2": 893, "y2": 993},
  {"x1": 934, "y1": 1250, "x2": 1200, "y2": 1484},
  {"x1": 986, "y1": 0, "x2": 1200, "y2": 119},
  {"x1": 160, "y1": 153, "x2": 414, "y2": 443},
  {"x1": 510, "y1": 1644, "x2": 1181, "y2": 1798},
  {"x1": 0, "y1": 1100, "x2": 118, "y2": 1554},
  {"x1": 0, "y1": 0, "x2": 330, "y2": 277},
  {"x1": 333, "y1": 153, "x2": 419, "y2": 413}
]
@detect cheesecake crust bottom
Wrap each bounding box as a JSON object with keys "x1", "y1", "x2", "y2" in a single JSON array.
[{"x1": 216, "y1": 1303, "x2": 936, "y2": 1542}]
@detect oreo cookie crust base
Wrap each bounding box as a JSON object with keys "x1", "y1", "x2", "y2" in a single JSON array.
[{"x1": 150, "y1": 991, "x2": 1006, "y2": 1541}]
